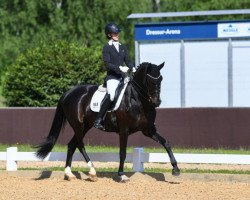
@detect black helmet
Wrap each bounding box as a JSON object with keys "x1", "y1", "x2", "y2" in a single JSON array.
[{"x1": 105, "y1": 23, "x2": 121, "y2": 37}]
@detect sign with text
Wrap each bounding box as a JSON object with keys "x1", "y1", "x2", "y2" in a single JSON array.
[
  {"x1": 217, "y1": 22, "x2": 250, "y2": 38},
  {"x1": 135, "y1": 21, "x2": 250, "y2": 41}
]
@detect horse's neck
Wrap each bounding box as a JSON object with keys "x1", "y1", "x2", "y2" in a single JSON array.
[
  {"x1": 128, "y1": 81, "x2": 154, "y2": 111},
  {"x1": 131, "y1": 77, "x2": 148, "y2": 101},
  {"x1": 132, "y1": 86, "x2": 156, "y2": 124}
]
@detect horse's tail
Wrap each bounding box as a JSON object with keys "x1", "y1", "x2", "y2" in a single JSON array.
[{"x1": 34, "y1": 101, "x2": 66, "y2": 159}]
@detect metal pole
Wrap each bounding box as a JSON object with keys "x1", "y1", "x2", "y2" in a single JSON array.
[
  {"x1": 180, "y1": 40, "x2": 186, "y2": 107},
  {"x1": 228, "y1": 38, "x2": 233, "y2": 107},
  {"x1": 135, "y1": 41, "x2": 140, "y2": 67}
]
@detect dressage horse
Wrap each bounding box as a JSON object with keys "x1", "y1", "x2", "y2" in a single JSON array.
[{"x1": 35, "y1": 62, "x2": 180, "y2": 182}]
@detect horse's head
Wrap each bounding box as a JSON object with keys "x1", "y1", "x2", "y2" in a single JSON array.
[{"x1": 133, "y1": 62, "x2": 164, "y2": 107}]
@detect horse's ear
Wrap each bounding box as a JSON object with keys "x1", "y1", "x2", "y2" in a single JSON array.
[{"x1": 158, "y1": 62, "x2": 165, "y2": 70}]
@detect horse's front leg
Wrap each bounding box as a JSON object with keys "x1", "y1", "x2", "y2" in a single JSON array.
[
  {"x1": 118, "y1": 131, "x2": 130, "y2": 182},
  {"x1": 143, "y1": 128, "x2": 180, "y2": 176}
]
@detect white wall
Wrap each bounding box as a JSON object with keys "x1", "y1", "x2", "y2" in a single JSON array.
[
  {"x1": 232, "y1": 41, "x2": 250, "y2": 107},
  {"x1": 139, "y1": 42, "x2": 181, "y2": 107},
  {"x1": 185, "y1": 41, "x2": 228, "y2": 107},
  {"x1": 138, "y1": 39, "x2": 250, "y2": 108}
]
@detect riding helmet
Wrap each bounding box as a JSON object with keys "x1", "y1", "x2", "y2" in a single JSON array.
[{"x1": 105, "y1": 22, "x2": 121, "y2": 38}]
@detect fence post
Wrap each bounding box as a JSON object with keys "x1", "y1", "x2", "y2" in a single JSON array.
[
  {"x1": 132, "y1": 148, "x2": 144, "y2": 172},
  {"x1": 6, "y1": 147, "x2": 17, "y2": 171}
]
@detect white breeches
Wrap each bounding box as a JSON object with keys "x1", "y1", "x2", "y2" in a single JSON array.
[{"x1": 107, "y1": 79, "x2": 120, "y2": 101}]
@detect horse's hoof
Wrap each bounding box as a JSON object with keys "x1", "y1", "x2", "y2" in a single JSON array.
[
  {"x1": 172, "y1": 167, "x2": 180, "y2": 176},
  {"x1": 88, "y1": 173, "x2": 98, "y2": 182},
  {"x1": 119, "y1": 175, "x2": 130, "y2": 183},
  {"x1": 64, "y1": 173, "x2": 76, "y2": 181}
]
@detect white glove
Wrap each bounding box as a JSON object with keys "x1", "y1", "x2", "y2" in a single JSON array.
[
  {"x1": 132, "y1": 67, "x2": 136, "y2": 73},
  {"x1": 119, "y1": 66, "x2": 129, "y2": 73}
]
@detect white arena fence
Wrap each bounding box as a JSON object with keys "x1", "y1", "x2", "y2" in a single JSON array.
[{"x1": 0, "y1": 147, "x2": 250, "y2": 171}]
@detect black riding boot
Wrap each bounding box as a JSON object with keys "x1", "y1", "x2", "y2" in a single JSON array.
[{"x1": 94, "y1": 94, "x2": 112, "y2": 130}]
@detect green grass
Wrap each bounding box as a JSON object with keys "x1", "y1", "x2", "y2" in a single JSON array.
[
  {"x1": 1, "y1": 144, "x2": 249, "y2": 154},
  {"x1": 2, "y1": 167, "x2": 248, "y2": 175}
]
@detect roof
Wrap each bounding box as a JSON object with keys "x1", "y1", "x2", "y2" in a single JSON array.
[{"x1": 127, "y1": 9, "x2": 250, "y2": 19}]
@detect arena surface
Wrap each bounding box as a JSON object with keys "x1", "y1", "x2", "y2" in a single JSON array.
[
  {"x1": 0, "y1": 171, "x2": 249, "y2": 200},
  {"x1": 0, "y1": 161, "x2": 249, "y2": 200}
]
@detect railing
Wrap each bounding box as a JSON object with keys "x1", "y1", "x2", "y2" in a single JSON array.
[{"x1": 0, "y1": 147, "x2": 249, "y2": 171}]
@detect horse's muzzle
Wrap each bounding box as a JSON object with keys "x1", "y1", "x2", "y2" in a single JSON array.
[
  {"x1": 150, "y1": 97, "x2": 161, "y2": 107},
  {"x1": 154, "y1": 100, "x2": 161, "y2": 107}
]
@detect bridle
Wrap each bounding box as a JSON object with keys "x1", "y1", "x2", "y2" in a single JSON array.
[
  {"x1": 131, "y1": 72, "x2": 162, "y2": 103},
  {"x1": 146, "y1": 73, "x2": 162, "y2": 96}
]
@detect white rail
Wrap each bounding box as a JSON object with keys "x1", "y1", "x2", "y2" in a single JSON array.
[{"x1": 0, "y1": 147, "x2": 249, "y2": 171}]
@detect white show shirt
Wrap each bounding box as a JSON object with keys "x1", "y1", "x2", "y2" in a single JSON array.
[{"x1": 108, "y1": 40, "x2": 120, "y2": 52}]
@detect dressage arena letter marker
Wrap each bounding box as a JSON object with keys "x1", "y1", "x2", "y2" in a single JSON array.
[
  {"x1": 132, "y1": 148, "x2": 144, "y2": 172},
  {"x1": 7, "y1": 147, "x2": 17, "y2": 171}
]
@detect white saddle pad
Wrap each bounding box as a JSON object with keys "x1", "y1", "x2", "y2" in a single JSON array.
[{"x1": 90, "y1": 82, "x2": 128, "y2": 112}]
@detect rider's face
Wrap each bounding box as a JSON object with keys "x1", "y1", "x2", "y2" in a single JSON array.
[{"x1": 110, "y1": 33, "x2": 119, "y2": 41}]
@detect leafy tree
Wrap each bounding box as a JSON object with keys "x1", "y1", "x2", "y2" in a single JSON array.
[
  {"x1": 0, "y1": 0, "x2": 151, "y2": 79},
  {"x1": 2, "y1": 40, "x2": 104, "y2": 106},
  {"x1": 158, "y1": 0, "x2": 250, "y2": 22}
]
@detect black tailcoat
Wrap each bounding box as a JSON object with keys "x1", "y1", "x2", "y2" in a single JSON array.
[{"x1": 102, "y1": 42, "x2": 134, "y2": 81}]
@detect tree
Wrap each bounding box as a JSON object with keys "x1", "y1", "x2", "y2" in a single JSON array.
[
  {"x1": 0, "y1": 0, "x2": 151, "y2": 79},
  {"x1": 3, "y1": 40, "x2": 104, "y2": 106}
]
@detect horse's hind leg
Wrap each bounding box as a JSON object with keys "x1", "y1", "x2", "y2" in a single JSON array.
[
  {"x1": 143, "y1": 129, "x2": 180, "y2": 176},
  {"x1": 64, "y1": 126, "x2": 97, "y2": 181},
  {"x1": 64, "y1": 135, "x2": 78, "y2": 180},
  {"x1": 77, "y1": 141, "x2": 97, "y2": 181},
  {"x1": 74, "y1": 125, "x2": 97, "y2": 181}
]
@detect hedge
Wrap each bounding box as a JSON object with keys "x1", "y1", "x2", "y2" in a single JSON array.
[{"x1": 3, "y1": 40, "x2": 105, "y2": 107}]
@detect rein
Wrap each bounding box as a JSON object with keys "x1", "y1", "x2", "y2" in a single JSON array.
[{"x1": 131, "y1": 79, "x2": 152, "y2": 103}]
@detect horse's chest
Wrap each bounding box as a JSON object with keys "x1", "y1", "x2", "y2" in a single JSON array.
[{"x1": 126, "y1": 107, "x2": 152, "y2": 128}]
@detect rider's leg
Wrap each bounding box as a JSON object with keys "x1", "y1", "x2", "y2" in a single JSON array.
[
  {"x1": 94, "y1": 79, "x2": 119, "y2": 130},
  {"x1": 94, "y1": 93, "x2": 111, "y2": 129},
  {"x1": 107, "y1": 79, "x2": 120, "y2": 103}
]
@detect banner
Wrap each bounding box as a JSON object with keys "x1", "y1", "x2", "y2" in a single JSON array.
[{"x1": 135, "y1": 21, "x2": 250, "y2": 41}]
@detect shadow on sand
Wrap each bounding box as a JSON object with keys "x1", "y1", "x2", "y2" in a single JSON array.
[{"x1": 34, "y1": 170, "x2": 181, "y2": 184}]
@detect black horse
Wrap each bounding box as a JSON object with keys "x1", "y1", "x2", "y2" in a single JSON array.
[{"x1": 35, "y1": 62, "x2": 180, "y2": 182}]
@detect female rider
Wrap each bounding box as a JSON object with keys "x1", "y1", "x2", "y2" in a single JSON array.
[{"x1": 94, "y1": 22, "x2": 135, "y2": 130}]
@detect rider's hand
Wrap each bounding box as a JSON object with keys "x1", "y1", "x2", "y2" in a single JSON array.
[
  {"x1": 132, "y1": 67, "x2": 136, "y2": 73},
  {"x1": 119, "y1": 66, "x2": 129, "y2": 73}
]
